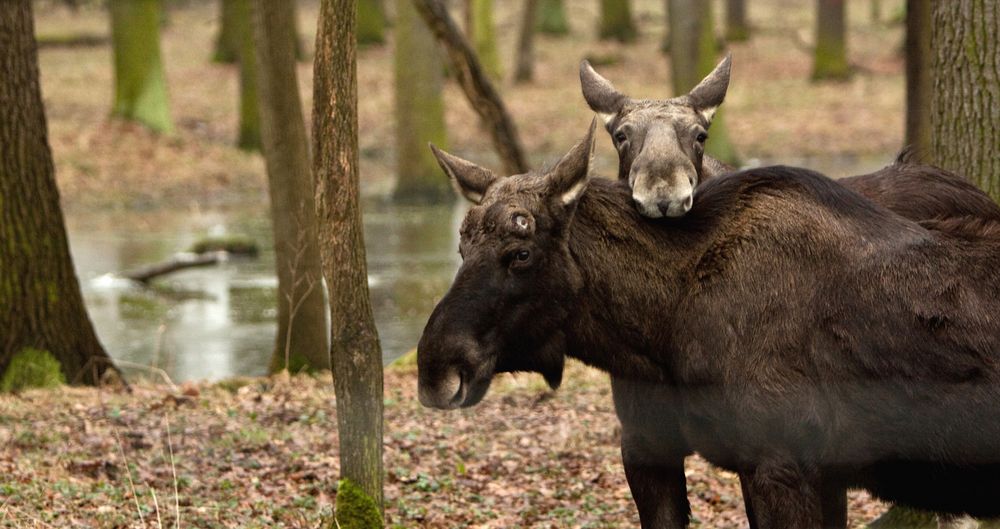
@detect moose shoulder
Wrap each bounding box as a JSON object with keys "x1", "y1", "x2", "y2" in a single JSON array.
[{"x1": 417, "y1": 127, "x2": 1000, "y2": 528}]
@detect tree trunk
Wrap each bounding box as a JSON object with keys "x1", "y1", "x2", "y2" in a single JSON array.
[
  {"x1": 411, "y1": 0, "x2": 529, "y2": 175},
  {"x1": 213, "y1": 0, "x2": 239, "y2": 63},
  {"x1": 870, "y1": 0, "x2": 881, "y2": 25},
  {"x1": 109, "y1": 0, "x2": 173, "y2": 133},
  {"x1": 313, "y1": 0, "x2": 385, "y2": 512},
  {"x1": 235, "y1": 0, "x2": 260, "y2": 151},
  {"x1": 514, "y1": 0, "x2": 539, "y2": 83},
  {"x1": 867, "y1": 505, "x2": 937, "y2": 529},
  {"x1": 670, "y1": 0, "x2": 738, "y2": 164},
  {"x1": 0, "y1": 0, "x2": 116, "y2": 386},
  {"x1": 467, "y1": 0, "x2": 502, "y2": 80},
  {"x1": 252, "y1": 0, "x2": 329, "y2": 374},
  {"x1": 358, "y1": 0, "x2": 386, "y2": 45},
  {"x1": 812, "y1": 0, "x2": 850, "y2": 80},
  {"x1": 930, "y1": 0, "x2": 999, "y2": 201},
  {"x1": 394, "y1": 0, "x2": 450, "y2": 202},
  {"x1": 536, "y1": 0, "x2": 568, "y2": 35},
  {"x1": 904, "y1": 0, "x2": 931, "y2": 156},
  {"x1": 725, "y1": 0, "x2": 750, "y2": 41},
  {"x1": 599, "y1": 0, "x2": 637, "y2": 42}
]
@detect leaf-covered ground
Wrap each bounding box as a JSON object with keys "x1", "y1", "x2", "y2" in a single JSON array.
[{"x1": 1, "y1": 362, "x2": 888, "y2": 528}]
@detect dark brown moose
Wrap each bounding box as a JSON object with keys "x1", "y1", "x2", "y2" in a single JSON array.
[
  {"x1": 581, "y1": 55, "x2": 1000, "y2": 529},
  {"x1": 417, "y1": 123, "x2": 1000, "y2": 529}
]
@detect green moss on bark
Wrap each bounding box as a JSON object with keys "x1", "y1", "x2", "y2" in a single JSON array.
[
  {"x1": 1, "y1": 348, "x2": 66, "y2": 392},
  {"x1": 358, "y1": 0, "x2": 385, "y2": 45},
  {"x1": 109, "y1": 0, "x2": 173, "y2": 133},
  {"x1": 536, "y1": 0, "x2": 569, "y2": 35},
  {"x1": 332, "y1": 479, "x2": 382, "y2": 529},
  {"x1": 598, "y1": 0, "x2": 637, "y2": 42}
]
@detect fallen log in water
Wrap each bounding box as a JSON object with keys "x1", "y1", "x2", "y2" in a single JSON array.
[{"x1": 123, "y1": 251, "x2": 226, "y2": 284}]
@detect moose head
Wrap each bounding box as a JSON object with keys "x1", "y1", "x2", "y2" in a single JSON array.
[
  {"x1": 580, "y1": 55, "x2": 732, "y2": 218},
  {"x1": 416, "y1": 122, "x2": 599, "y2": 410}
]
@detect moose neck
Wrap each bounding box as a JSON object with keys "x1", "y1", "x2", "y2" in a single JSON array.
[{"x1": 561, "y1": 178, "x2": 719, "y2": 383}]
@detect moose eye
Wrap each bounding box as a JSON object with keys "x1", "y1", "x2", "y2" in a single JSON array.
[
  {"x1": 614, "y1": 131, "x2": 628, "y2": 144},
  {"x1": 696, "y1": 132, "x2": 708, "y2": 144},
  {"x1": 515, "y1": 249, "x2": 530, "y2": 262}
]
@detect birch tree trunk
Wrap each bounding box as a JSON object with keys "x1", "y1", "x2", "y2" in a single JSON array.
[{"x1": 0, "y1": 0, "x2": 116, "y2": 387}]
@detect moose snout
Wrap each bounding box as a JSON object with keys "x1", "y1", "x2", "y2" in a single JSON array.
[
  {"x1": 631, "y1": 164, "x2": 696, "y2": 218},
  {"x1": 418, "y1": 366, "x2": 465, "y2": 410}
]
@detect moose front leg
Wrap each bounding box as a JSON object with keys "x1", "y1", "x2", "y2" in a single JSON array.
[
  {"x1": 744, "y1": 456, "x2": 824, "y2": 529},
  {"x1": 621, "y1": 432, "x2": 690, "y2": 528}
]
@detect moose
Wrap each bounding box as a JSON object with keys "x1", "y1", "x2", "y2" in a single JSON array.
[
  {"x1": 417, "y1": 123, "x2": 1000, "y2": 529},
  {"x1": 580, "y1": 56, "x2": 1000, "y2": 528}
]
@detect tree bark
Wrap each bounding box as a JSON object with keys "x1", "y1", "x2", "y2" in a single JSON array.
[
  {"x1": 411, "y1": 0, "x2": 529, "y2": 175},
  {"x1": 213, "y1": 0, "x2": 239, "y2": 63},
  {"x1": 599, "y1": 0, "x2": 637, "y2": 42},
  {"x1": 109, "y1": 0, "x2": 173, "y2": 133},
  {"x1": 235, "y1": 0, "x2": 260, "y2": 151},
  {"x1": 904, "y1": 0, "x2": 931, "y2": 156},
  {"x1": 358, "y1": 0, "x2": 386, "y2": 45},
  {"x1": 252, "y1": 0, "x2": 329, "y2": 374},
  {"x1": 536, "y1": 0, "x2": 568, "y2": 35},
  {"x1": 669, "y1": 0, "x2": 739, "y2": 164},
  {"x1": 467, "y1": 0, "x2": 502, "y2": 80},
  {"x1": 930, "y1": 0, "x2": 1000, "y2": 201},
  {"x1": 0, "y1": 0, "x2": 116, "y2": 386},
  {"x1": 514, "y1": 0, "x2": 539, "y2": 83},
  {"x1": 394, "y1": 0, "x2": 451, "y2": 202},
  {"x1": 313, "y1": 0, "x2": 385, "y2": 512},
  {"x1": 812, "y1": 0, "x2": 851, "y2": 80},
  {"x1": 725, "y1": 0, "x2": 750, "y2": 42}
]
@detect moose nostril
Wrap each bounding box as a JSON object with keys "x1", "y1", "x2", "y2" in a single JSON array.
[
  {"x1": 684, "y1": 194, "x2": 693, "y2": 210},
  {"x1": 657, "y1": 201, "x2": 671, "y2": 217}
]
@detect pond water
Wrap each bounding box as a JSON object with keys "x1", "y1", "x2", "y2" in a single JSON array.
[
  {"x1": 67, "y1": 153, "x2": 890, "y2": 383},
  {"x1": 69, "y1": 198, "x2": 465, "y2": 383}
]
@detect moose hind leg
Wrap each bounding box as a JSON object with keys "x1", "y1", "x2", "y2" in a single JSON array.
[{"x1": 746, "y1": 456, "x2": 823, "y2": 529}]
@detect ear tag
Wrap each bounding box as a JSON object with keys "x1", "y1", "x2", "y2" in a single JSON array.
[
  {"x1": 514, "y1": 215, "x2": 529, "y2": 229},
  {"x1": 511, "y1": 213, "x2": 534, "y2": 235}
]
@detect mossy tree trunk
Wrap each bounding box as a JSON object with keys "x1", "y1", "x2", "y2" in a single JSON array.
[
  {"x1": 599, "y1": 0, "x2": 637, "y2": 42},
  {"x1": 536, "y1": 0, "x2": 568, "y2": 35},
  {"x1": 904, "y1": 0, "x2": 931, "y2": 155},
  {"x1": 0, "y1": 0, "x2": 116, "y2": 387},
  {"x1": 393, "y1": 0, "x2": 450, "y2": 202},
  {"x1": 515, "y1": 0, "x2": 539, "y2": 83},
  {"x1": 670, "y1": 0, "x2": 738, "y2": 164},
  {"x1": 252, "y1": 0, "x2": 329, "y2": 373},
  {"x1": 466, "y1": 0, "x2": 502, "y2": 80},
  {"x1": 866, "y1": 505, "x2": 937, "y2": 529},
  {"x1": 235, "y1": 0, "x2": 260, "y2": 151},
  {"x1": 812, "y1": 0, "x2": 851, "y2": 81},
  {"x1": 109, "y1": 0, "x2": 173, "y2": 133},
  {"x1": 213, "y1": 0, "x2": 239, "y2": 63},
  {"x1": 725, "y1": 0, "x2": 750, "y2": 41},
  {"x1": 313, "y1": 0, "x2": 385, "y2": 513},
  {"x1": 358, "y1": 0, "x2": 385, "y2": 45},
  {"x1": 930, "y1": 0, "x2": 999, "y2": 201}
]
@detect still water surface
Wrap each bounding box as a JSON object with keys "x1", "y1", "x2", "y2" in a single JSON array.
[{"x1": 69, "y1": 199, "x2": 465, "y2": 382}]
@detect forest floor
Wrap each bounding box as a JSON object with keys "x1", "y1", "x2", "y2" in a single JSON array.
[
  {"x1": 0, "y1": 361, "x2": 889, "y2": 528},
  {"x1": 34, "y1": 0, "x2": 909, "y2": 211}
]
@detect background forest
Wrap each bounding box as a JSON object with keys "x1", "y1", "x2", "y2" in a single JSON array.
[{"x1": 2, "y1": 0, "x2": 998, "y2": 527}]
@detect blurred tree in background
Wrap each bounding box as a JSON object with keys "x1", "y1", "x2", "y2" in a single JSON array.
[
  {"x1": 235, "y1": 0, "x2": 260, "y2": 151},
  {"x1": 904, "y1": 0, "x2": 931, "y2": 155},
  {"x1": 466, "y1": 0, "x2": 503, "y2": 80},
  {"x1": 358, "y1": 0, "x2": 386, "y2": 45},
  {"x1": 252, "y1": 0, "x2": 328, "y2": 373},
  {"x1": 394, "y1": 0, "x2": 450, "y2": 202},
  {"x1": 1, "y1": 0, "x2": 116, "y2": 388},
  {"x1": 313, "y1": 0, "x2": 385, "y2": 515},
  {"x1": 213, "y1": 0, "x2": 239, "y2": 63},
  {"x1": 725, "y1": 0, "x2": 750, "y2": 42},
  {"x1": 669, "y1": 0, "x2": 738, "y2": 164},
  {"x1": 515, "y1": 0, "x2": 539, "y2": 83},
  {"x1": 599, "y1": 0, "x2": 636, "y2": 42},
  {"x1": 536, "y1": 0, "x2": 568, "y2": 35},
  {"x1": 931, "y1": 0, "x2": 999, "y2": 201},
  {"x1": 812, "y1": 0, "x2": 850, "y2": 80},
  {"x1": 109, "y1": 0, "x2": 172, "y2": 133}
]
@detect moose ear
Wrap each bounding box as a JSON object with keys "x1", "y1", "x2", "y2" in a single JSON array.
[
  {"x1": 580, "y1": 60, "x2": 627, "y2": 125},
  {"x1": 429, "y1": 144, "x2": 498, "y2": 204},
  {"x1": 547, "y1": 119, "x2": 597, "y2": 207},
  {"x1": 686, "y1": 53, "x2": 732, "y2": 123}
]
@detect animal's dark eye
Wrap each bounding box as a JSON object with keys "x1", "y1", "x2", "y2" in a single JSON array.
[
  {"x1": 614, "y1": 131, "x2": 628, "y2": 144},
  {"x1": 515, "y1": 249, "x2": 530, "y2": 262},
  {"x1": 696, "y1": 132, "x2": 708, "y2": 144}
]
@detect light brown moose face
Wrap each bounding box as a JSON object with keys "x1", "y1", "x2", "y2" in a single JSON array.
[
  {"x1": 416, "y1": 123, "x2": 596, "y2": 410},
  {"x1": 579, "y1": 55, "x2": 732, "y2": 218}
]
